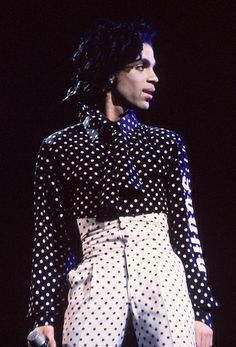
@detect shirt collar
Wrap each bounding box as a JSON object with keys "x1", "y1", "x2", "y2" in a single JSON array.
[{"x1": 80, "y1": 104, "x2": 138, "y2": 141}]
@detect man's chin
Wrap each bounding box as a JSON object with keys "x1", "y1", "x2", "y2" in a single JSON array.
[
  {"x1": 123, "y1": 100, "x2": 150, "y2": 111},
  {"x1": 137, "y1": 101, "x2": 150, "y2": 110}
]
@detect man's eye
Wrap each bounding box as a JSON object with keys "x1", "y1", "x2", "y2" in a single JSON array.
[{"x1": 136, "y1": 65, "x2": 145, "y2": 71}]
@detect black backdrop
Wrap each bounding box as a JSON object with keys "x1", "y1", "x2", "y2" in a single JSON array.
[{"x1": 1, "y1": 1, "x2": 235, "y2": 346}]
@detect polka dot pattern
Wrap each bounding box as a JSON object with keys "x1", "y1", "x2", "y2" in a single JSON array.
[
  {"x1": 63, "y1": 213, "x2": 196, "y2": 346},
  {"x1": 28, "y1": 105, "x2": 218, "y2": 331}
]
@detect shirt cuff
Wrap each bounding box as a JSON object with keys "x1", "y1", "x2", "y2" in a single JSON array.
[
  {"x1": 195, "y1": 309, "x2": 213, "y2": 328},
  {"x1": 34, "y1": 315, "x2": 55, "y2": 327}
]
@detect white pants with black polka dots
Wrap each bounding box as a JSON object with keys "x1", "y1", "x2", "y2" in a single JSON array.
[{"x1": 63, "y1": 213, "x2": 196, "y2": 347}]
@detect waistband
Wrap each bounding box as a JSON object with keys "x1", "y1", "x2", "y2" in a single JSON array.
[{"x1": 76, "y1": 213, "x2": 170, "y2": 260}]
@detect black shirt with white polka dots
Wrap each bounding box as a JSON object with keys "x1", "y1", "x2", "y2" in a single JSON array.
[{"x1": 28, "y1": 105, "x2": 218, "y2": 328}]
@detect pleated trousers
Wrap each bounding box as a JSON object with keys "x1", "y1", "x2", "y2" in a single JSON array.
[{"x1": 63, "y1": 213, "x2": 195, "y2": 347}]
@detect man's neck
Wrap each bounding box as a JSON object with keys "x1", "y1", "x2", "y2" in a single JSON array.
[{"x1": 104, "y1": 92, "x2": 124, "y2": 122}]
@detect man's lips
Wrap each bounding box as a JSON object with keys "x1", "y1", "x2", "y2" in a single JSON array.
[
  {"x1": 142, "y1": 89, "x2": 155, "y2": 99},
  {"x1": 143, "y1": 89, "x2": 155, "y2": 95}
]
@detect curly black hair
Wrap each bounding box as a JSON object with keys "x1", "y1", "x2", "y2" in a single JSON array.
[{"x1": 64, "y1": 19, "x2": 157, "y2": 107}]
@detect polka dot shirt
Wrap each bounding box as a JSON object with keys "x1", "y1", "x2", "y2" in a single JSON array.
[{"x1": 28, "y1": 105, "x2": 218, "y2": 328}]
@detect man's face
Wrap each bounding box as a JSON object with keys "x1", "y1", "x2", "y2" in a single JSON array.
[{"x1": 113, "y1": 43, "x2": 158, "y2": 110}]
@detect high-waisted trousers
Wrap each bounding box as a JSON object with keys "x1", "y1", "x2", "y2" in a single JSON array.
[{"x1": 62, "y1": 213, "x2": 195, "y2": 347}]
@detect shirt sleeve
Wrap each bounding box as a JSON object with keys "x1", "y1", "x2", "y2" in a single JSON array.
[
  {"x1": 28, "y1": 139, "x2": 75, "y2": 327},
  {"x1": 166, "y1": 133, "x2": 219, "y2": 328}
]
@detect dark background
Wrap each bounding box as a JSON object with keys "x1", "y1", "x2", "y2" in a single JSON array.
[{"x1": 1, "y1": 1, "x2": 235, "y2": 346}]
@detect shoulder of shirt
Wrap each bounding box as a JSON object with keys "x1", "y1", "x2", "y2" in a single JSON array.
[
  {"x1": 139, "y1": 123, "x2": 183, "y2": 144},
  {"x1": 41, "y1": 122, "x2": 84, "y2": 147}
]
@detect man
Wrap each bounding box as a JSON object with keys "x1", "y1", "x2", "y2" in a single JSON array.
[{"x1": 28, "y1": 20, "x2": 218, "y2": 347}]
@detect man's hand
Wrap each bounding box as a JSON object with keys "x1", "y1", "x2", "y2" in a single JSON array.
[
  {"x1": 195, "y1": 321, "x2": 213, "y2": 347},
  {"x1": 28, "y1": 325, "x2": 56, "y2": 347}
]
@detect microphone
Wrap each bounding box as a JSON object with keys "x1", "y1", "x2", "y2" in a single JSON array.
[{"x1": 27, "y1": 330, "x2": 49, "y2": 347}]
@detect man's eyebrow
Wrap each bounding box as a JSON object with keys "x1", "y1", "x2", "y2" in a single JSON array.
[
  {"x1": 125, "y1": 58, "x2": 156, "y2": 69},
  {"x1": 141, "y1": 58, "x2": 150, "y2": 66},
  {"x1": 135, "y1": 58, "x2": 156, "y2": 67}
]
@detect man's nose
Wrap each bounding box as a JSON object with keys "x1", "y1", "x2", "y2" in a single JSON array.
[{"x1": 149, "y1": 69, "x2": 159, "y2": 84}]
